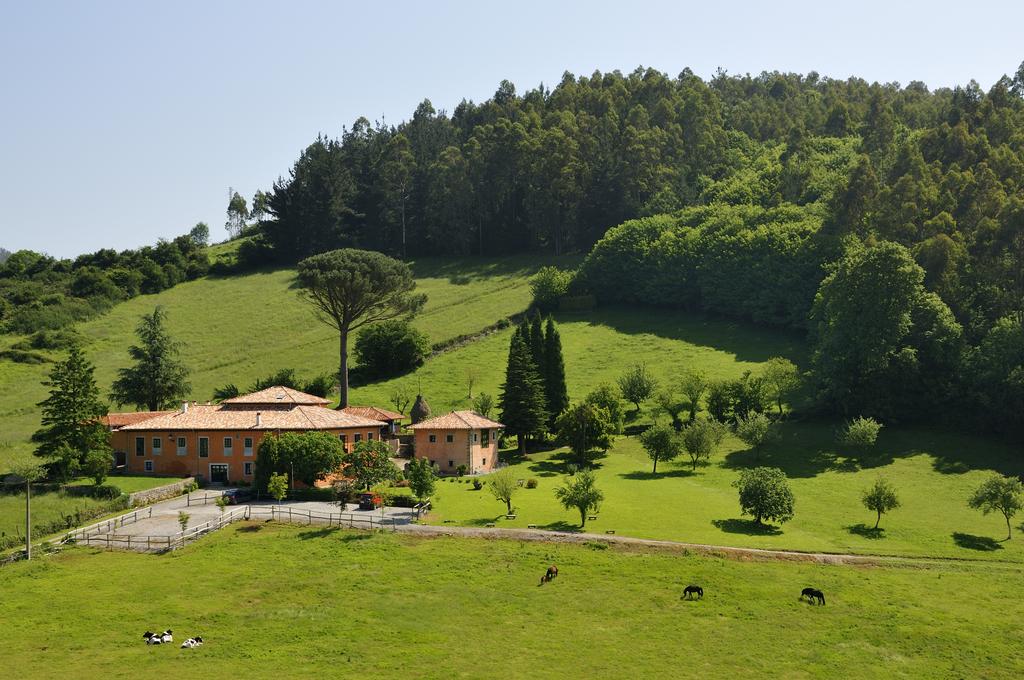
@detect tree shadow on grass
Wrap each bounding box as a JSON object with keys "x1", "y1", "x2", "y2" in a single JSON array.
[
  {"x1": 528, "y1": 451, "x2": 605, "y2": 477},
  {"x1": 463, "y1": 516, "x2": 505, "y2": 527},
  {"x1": 540, "y1": 521, "x2": 582, "y2": 533},
  {"x1": 846, "y1": 523, "x2": 886, "y2": 540},
  {"x1": 711, "y1": 518, "x2": 783, "y2": 536},
  {"x1": 298, "y1": 527, "x2": 342, "y2": 540},
  {"x1": 237, "y1": 525, "x2": 262, "y2": 533},
  {"x1": 619, "y1": 468, "x2": 696, "y2": 481},
  {"x1": 952, "y1": 532, "x2": 1003, "y2": 551}
]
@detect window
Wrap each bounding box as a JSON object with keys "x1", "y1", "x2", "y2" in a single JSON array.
[
  {"x1": 482, "y1": 429, "x2": 490, "y2": 447},
  {"x1": 198, "y1": 437, "x2": 209, "y2": 458},
  {"x1": 223, "y1": 437, "x2": 233, "y2": 455},
  {"x1": 482, "y1": 458, "x2": 487, "y2": 466},
  {"x1": 135, "y1": 437, "x2": 145, "y2": 456},
  {"x1": 448, "y1": 459, "x2": 454, "y2": 468},
  {"x1": 177, "y1": 437, "x2": 186, "y2": 455},
  {"x1": 244, "y1": 437, "x2": 253, "y2": 456},
  {"x1": 367, "y1": 432, "x2": 374, "y2": 441},
  {"x1": 244, "y1": 462, "x2": 253, "y2": 476},
  {"x1": 354, "y1": 433, "x2": 362, "y2": 443},
  {"x1": 152, "y1": 437, "x2": 162, "y2": 455},
  {"x1": 472, "y1": 433, "x2": 478, "y2": 443},
  {"x1": 144, "y1": 460, "x2": 153, "y2": 472},
  {"x1": 445, "y1": 434, "x2": 454, "y2": 443},
  {"x1": 429, "y1": 434, "x2": 437, "y2": 443}
]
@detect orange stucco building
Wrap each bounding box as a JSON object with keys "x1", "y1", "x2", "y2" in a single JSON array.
[
  {"x1": 408, "y1": 411, "x2": 504, "y2": 475},
  {"x1": 108, "y1": 386, "x2": 395, "y2": 484}
]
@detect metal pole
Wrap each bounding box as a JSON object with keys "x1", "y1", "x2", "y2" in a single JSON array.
[{"x1": 25, "y1": 479, "x2": 31, "y2": 561}]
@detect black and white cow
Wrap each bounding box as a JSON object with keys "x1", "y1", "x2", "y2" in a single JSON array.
[{"x1": 180, "y1": 636, "x2": 204, "y2": 648}]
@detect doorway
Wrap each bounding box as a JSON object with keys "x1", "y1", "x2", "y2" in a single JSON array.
[{"x1": 209, "y1": 464, "x2": 229, "y2": 484}]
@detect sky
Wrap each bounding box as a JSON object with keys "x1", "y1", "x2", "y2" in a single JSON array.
[{"x1": 1, "y1": 0, "x2": 1022, "y2": 258}]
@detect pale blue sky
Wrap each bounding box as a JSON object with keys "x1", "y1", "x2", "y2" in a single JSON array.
[{"x1": 1, "y1": 0, "x2": 1021, "y2": 257}]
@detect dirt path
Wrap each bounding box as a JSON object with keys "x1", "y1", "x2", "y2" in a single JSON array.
[{"x1": 394, "y1": 523, "x2": 1018, "y2": 568}]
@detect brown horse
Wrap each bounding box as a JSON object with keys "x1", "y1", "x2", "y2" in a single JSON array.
[{"x1": 539, "y1": 565, "x2": 559, "y2": 585}]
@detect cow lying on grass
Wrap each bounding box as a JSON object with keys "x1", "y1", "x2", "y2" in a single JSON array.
[
  {"x1": 142, "y1": 630, "x2": 173, "y2": 645},
  {"x1": 180, "y1": 636, "x2": 204, "y2": 648}
]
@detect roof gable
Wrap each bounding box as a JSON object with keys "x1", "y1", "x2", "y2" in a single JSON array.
[
  {"x1": 221, "y1": 386, "x2": 331, "y2": 406},
  {"x1": 409, "y1": 410, "x2": 504, "y2": 430}
]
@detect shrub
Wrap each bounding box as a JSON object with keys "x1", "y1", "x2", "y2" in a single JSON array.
[
  {"x1": 354, "y1": 320, "x2": 429, "y2": 380},
  {"x1": 841, "y1": 416, "x2": 883, "y2": 452},
  {"x1": 472, "y1": 479, "x2": 484, "y2": 490},
  {"x1": 89, "y1": 484, "x2": 123, "y2": 500},
  {"x1": 456, "y1": 464, "x2": 468, "y2": 477},
  {"x1": 530, "y1": 266, "x2": 573, "y2": 311},
  {"x1": 526, "y1": 478, "x2": 538, "y2": 489}
]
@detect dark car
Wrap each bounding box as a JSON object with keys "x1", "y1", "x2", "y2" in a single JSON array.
[
  {"x1": 222, "y1": 488, "x2": 252, "y2": 505},
  {"x1": 358, "y1": 493, "x2": 380, "y2": 511}
]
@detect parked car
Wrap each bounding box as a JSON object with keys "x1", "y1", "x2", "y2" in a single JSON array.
[
  {"x1": 358, "y1": 493, "x2": 381, "y2": 511},
  {"x1": 223, "y1": 488, "x2": 252, "y2": 505}
]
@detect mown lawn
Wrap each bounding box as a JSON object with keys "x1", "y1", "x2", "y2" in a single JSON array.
[
  {"x1": 425, "y1": 421, "x2": 1024, "y2": 562},
  {"x1": 0, "y1": 255, "x2": 568, "y2": 470},
  {"x1": 1, "y1": 524, "x2": 1021, "y2": 678}
]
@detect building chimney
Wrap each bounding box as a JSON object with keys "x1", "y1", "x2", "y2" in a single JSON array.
[
  {"x1": 181, "y1": 401, "x2": 189, "y2": 414},
  {"x1": 256, "y1": 412, "x2": 262, "y2": 427}
]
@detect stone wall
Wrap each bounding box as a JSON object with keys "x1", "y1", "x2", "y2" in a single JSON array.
[{"x1": 128, "y1": 477, "x2": 195, "y2": 506}]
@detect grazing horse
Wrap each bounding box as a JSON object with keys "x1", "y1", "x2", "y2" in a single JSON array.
[
  {"x1": 540, "y1": 565, "x2": 559, "y2": 585},
  {"x1": 682, "y1": 585, "x2": 704, "y2": 600},
  {"x1": 800, "y1": 587, "x2": 825, "y2": 605}
]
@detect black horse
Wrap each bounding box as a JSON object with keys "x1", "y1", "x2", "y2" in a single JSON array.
[
  {"x1": 682, "y1": 585, "x2": 704, "y2": 600},
  {"x1": 801, "y1": 587, "x2": 825, "y2": 605},
  {"x1": 540, "y1": 565, "x2": 559, "y2": 585}
]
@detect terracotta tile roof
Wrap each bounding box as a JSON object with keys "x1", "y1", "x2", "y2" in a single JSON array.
[
  {"x1": 102, "y1": 412, "x2": 173, "y2": 429},
  {"x1": 118, "y1": 404, "x2": 384, "y2": 431},
  {"x1": 221, "y1": 386, "x2": 331, "y2": 406},
  {"x1": 342, "y1": 405, "x2": 405, "y2": 422},
  {"x1": 408, "y1": 410, "x2": 504, "y2": 430}
]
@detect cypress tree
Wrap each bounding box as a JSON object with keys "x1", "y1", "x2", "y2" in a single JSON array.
[
  {"x1": 543, "y1": 317, "x2": 569, "y2": 426},
  {"x1": 499, "y1": 332, "x2": 549, "y2": 454},
  {"x1": 529, "y1": 313, "x2": 546, "y2": 369}
]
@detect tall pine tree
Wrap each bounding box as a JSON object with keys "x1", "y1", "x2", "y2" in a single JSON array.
[
  {"x1": 529, "y1": 314, "x2": 546, "y2": 368},
  {"x1": 111, "y1": 306, "x2": 192, "y2": 411},
  {"x1": 32, "y1": 344, "x2": 109, "y2": 481},
  {"x1": 499, "y1": 331, "x2": 549, "y2": 454},
  {"x1": 543, "y1": 317, "x2": 569, "y2": 427}
]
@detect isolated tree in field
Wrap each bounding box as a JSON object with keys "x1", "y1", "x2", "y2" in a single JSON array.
[
  {"x1": 32, "y1": 344, "x2": 109, "y2": 481},
  {"x1": 267, "y1": 474, "x2": 289, "y2": 505},
  {"x1": 8, "y1": 463, "x2": 44, "y2": 560},
  {"x1": 472, "y1": 392, "x2": 495, "y2": 419},
  {"x1": 489, "y1": 467, "x2": 519, "y2": 514},
  {"x1": 734, "y1": 411, "x2": 777, "y2": 461},
  {"x1": 862, "y1": 478, "x2": 901, "y2": 529},
  {"x1": 655, "y1": 388, "x2": 686, "y2": 431},
  {"x1": 225, "y1": 190, "x2": 249, "y2": 238},
  {"x1": 406, "y1": 457, "x2": 436, "y2": 502},
  {"x1": 543, "y1": 318, "x2": 569, "y2": 426},
  {"x1": 555, "y1": 468, "x2": 604, "y2": 528},
  {"x1": 297, "y1": 249, "x2": 426, "y2": 408},
  {"x1": 640, "y1": 423, "x2": 682, "y2": 473},
  {"x1": 555, "y1": 402, "x2": 615, "y2": 466},
  {"x1": 530, "y1": 266, "x2": 572, "y2": 312},
  {"x1": 82, "y1": 449, "x2": 112, "y2": 486},
  {"x1": 618, "y1": 363, "x2": 658, "y2": 413},
  {"x1": 389, "y1": 383, "x2": 412, "y2": 414},
  {"x1": 499, "y1": 331, "x2": 548, "y2": 454},
  {"x1": 342, "y1": 440, "x2": 401, "y2": 490},
  {"x1": 841, "y1": 416, "x2": 883, "y2": 454},
  {"x1": 763, "y1": 357, "x2": 800, "y2": 416},
  {"x1": 111, "y1": 307, "x2": 191, "y2": 412},
  {"x1": 968, "y1": 474, "x2": 1024, "y2": 540},
  {"x1": 681, "y1": 418, "x2": 727, "y2": 471},
  {"x1": 733, "y1": 467, "x2": 795, "y2": 526},
  {"x1": 679, "y1": 369, "x2": 708, "y2": 423},
  {"x1": 465, "y1": 367, "x2": 478, "y2": 399},
  {"x1": 584, "y1": 383, "x2": 624, "y2": 433},
  {"x1": 354, "y1": 319, "x2": 429, "y2": 380}
]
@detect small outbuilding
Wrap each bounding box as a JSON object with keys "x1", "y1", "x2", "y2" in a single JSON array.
[{"x1": 408, "y1": 411, "x2": 504, "y2": 475}]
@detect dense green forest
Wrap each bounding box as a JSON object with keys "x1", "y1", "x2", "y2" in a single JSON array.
[{"x1": 240, "y1": 64, "x2": 1024, "y2": 437}]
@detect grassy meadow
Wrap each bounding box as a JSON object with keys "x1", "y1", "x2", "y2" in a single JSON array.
[{"x1": 1, "y1": 523, "x2": 1022, "y2": 679}]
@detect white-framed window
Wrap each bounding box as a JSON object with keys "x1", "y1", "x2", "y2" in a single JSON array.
[
  {"x1": 152, "y1": 437, "x2": 162, "y2": 455},
  {"x1": 446, "y1": 433, "x2": 454, "y2": 443},
  {"x1": 244, "y1": 462, "x2": 253, "y2": 476},
  {"x1": 198, "y1": 437, "x2": 210, "y2": 458},
  {"x1": 482, "y1": 458, "x2": 487, "y2": 466},
  {"x1": 223, "y1": 437, "x2": 233, "y2": 455},
  {"x1": 135, "y1": 437, "x2": 145, "y2": 456},
  {"x1": 367, "y1": 431, "x2": 374, "y2": 441},
  {"x1": 144, "y1": 460, "x2": 154, "y2": 472},
  {"x1": 244, "y1": 437, "x2": 253, "y2": 456},
  {"x1": 429, "y1": 434, "x2": 437, "y2": 443},
  {"x1": 177, "y1": 437, "x2": 187, "y2": 455},
  {"x1": 472, "y1": 433, "x2": 478, "y2": 443},
  {"x1": 482, "y1": 429, "x2": 490, "y2": 447}
]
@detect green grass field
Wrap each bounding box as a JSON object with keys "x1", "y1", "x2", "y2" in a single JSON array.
[
  {"x1": 1, "y1": 524, "x2": 1021, "y2": 678},
  {"x1": 426, "y1": 425, "x2": 1024, "y2": 562}
]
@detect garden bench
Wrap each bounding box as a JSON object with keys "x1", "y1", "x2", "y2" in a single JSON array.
[
  {"x1": 485, "y1": 522, "x2": 496, "y2": 528},
  {"x1": 506, "y1": 514, "x2": 517, "y2": 520},
  {"x1": 588, "y1": 515, "x2": 598, "y2": 521},
  {"x1": 605, "y1": 530, "x2": 615, "y2": 535},
  {"x1": 527, "y1": 523, "x2": 537, "y2": 528}
]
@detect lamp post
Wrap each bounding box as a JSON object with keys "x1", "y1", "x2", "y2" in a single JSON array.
[{"x1": 7, "y1": 464, "x2": 44, "y2": 561}]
